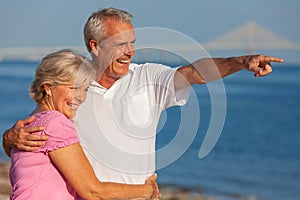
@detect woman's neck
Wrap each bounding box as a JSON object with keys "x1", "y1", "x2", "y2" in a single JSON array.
[{"x1": 31, "y1": 102, "x2": 52, "y2": 115}]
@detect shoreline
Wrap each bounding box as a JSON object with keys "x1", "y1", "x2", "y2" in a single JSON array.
[{"x1": 0, "y1": 160, "x2": 216, "y2": 200}]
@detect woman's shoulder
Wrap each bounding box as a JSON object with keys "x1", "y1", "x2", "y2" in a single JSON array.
[{"x1": 30, "y1": 110, "x2": 69, "y2": 127}]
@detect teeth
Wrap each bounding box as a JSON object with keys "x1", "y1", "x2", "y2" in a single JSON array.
[
  {"x1": 118, "y1": 59, "x2": 129, "y2": 64},
  {"x1": 68, "y1": 103, "x2": 79, "y2": 109}
]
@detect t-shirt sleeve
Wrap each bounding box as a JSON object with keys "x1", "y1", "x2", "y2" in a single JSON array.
[
  {"x1": 39, "y1": 113, "x2": 79, "y2": 155},
  {"x1": 145, "y1": 63, "x2": 190, "y2": 108}
]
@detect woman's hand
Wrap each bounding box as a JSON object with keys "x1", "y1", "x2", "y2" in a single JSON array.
[{"x1": 145, "y1": 174, "x2": 160, "y2": 200}]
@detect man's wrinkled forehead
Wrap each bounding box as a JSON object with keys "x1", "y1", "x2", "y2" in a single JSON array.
[
  {"x1": 104, "y1": 19, "x2": 134, "y2": 36},
  {"x1": 101, "y1": 23, "x2": 136, "y2": 47}
]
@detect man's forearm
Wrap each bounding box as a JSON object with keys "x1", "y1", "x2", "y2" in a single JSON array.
[
  {"x1": 188, "y1": 57, "x2": 244, "y2": 84},
  {"x1": 175, "y1": 56, "x2": 245, "y2": 90},
  {"x1": 209, "y1": 57, "x2": 244, "y2": 79}
]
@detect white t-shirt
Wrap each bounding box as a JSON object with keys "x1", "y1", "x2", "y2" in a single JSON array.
[{"x1": 75, "y1": 63, "x2": 189, "y2": 184}]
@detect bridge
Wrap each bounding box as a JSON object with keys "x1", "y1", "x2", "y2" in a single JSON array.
[
  {"x1": 202, "y1": 21, "x2": 300, "y2": 53},
  {"x1": 1, "y1": 21, "x2": 300, "y2": 62}
]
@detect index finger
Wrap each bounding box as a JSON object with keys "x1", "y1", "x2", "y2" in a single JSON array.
[
  {"x1": 15, "y1": 115, "x2": 35, "y2": 127},
  {"x1": 26, "y1": 133, "x2": 48, "y2": 141},
  {"x1": 23, "y1": 125, "x2": 45, "y2": 134},
  {"x1": 263, "y1": 56, "x2": 284, "y2": 63}
]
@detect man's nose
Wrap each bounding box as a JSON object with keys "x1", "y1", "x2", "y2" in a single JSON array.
[{"x1": 124, "y1": 43, "x2": 134, "y2": 56}]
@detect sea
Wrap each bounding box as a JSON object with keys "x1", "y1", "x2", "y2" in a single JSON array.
[{"x1": 0, "y1": 60, "x2": 299, "y2": 200}]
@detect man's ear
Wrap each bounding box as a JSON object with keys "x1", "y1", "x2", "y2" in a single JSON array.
[{"x1": 90, "y1": 40, "x2": 98, "y2": 56}]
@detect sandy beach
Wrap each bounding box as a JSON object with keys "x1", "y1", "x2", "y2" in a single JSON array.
[
  {"x1": 0, "y1": 161, "x2": 11, "y2": 200},
  {"x1": 0, "y1": 160, "x2": 216, "y2": 200}
]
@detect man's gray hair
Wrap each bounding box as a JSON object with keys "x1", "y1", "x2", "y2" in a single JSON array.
[{"x1": 83, "y1": 7, "x2": 133, "y2": 52}]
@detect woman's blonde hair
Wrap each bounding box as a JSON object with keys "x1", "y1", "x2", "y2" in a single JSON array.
[{"x1": 30, "y1": 49, "x2": 95, "y2": 104}]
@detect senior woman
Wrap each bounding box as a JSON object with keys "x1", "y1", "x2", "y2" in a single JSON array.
[{"x1": 9, "y1": 49, "x2": 159, "y2": 200}]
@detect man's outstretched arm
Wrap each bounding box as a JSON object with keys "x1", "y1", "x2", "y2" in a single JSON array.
[
  {"x1": 2, "y1": 116, "x2": 47, "y2": 156},
  {"x1": 174, "y1": 54, "x2": 284, "y2": 90}
]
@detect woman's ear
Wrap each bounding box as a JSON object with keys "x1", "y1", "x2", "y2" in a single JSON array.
[{"x1": 43, "y1": 84, "x2": 52, "y2": 97}]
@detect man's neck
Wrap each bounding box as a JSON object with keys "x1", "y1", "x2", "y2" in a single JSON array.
[
  {"x1": 98, "y1": 74, "x2": 118, "y2": 89},
  {"x1": 94, "y1": 63, "x2": 118, "y2": 89}
]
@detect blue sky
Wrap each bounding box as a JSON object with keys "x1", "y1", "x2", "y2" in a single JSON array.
[{"x1": 0, "y1": 0, "x2": 299, "y2": 63}]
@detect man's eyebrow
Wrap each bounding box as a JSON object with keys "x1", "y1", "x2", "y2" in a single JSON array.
[{"x1": 115, "y1": 38, "x2": 136, "y2": 46}]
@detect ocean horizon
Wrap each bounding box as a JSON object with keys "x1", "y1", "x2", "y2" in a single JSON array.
[{"x1": 1, "y1": 61, "x2": 300, "y2": 200}]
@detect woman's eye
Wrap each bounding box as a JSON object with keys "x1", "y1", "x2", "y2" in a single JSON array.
[{"x1": 69, "y1": 86, "x2": 79, "y2": 90}]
